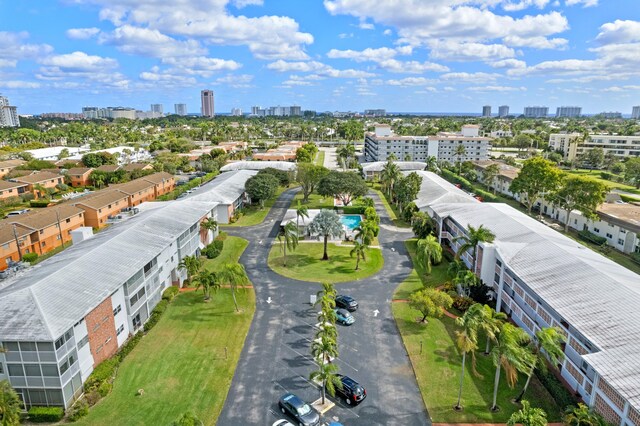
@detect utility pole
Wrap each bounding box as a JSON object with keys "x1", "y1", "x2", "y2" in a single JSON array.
[
  {"x1": 55, "y1": 210, "x2": 65, "y2": 248},
  {"x1": 12, "y1": 224, "x2": 23, "y2": 261}
]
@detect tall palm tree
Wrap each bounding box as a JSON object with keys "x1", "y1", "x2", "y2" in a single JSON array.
[
  {"x1": 311, "y1": 334, "x2": 339, "y2": 365},
  {"x1": 0, "y1": 380, "x2": 21, "y2": 426},
  {"x1": 454, "y1": 304, "x2": 483, "y2": 410},
  {"x1": 478, "y1": 304, "x2": 508, "y2": 355},
  {"x1": 354, "y1": 220, "x2": 378, "y2": 245},
  {"x1": 277, "y1": 222, "x2": 299, "y2": 267},
  {"x1": 200, "y1": 218, "x2": 218, "y2": 244},
  {"x1": 349, "y1": 241, "x2": 367, "y2": 270},
  {"x1": 295, "y1": 205, "x2": 309, "y2": 231},
  {"x1": 380, "y1": 159, "x2": 401, "y2": 199},
  {"x1": 178, "y1": 255, "x2": 203, "y2": 286},
  {"x1": 563, "y1": 403, "x2": 608, "y2": 426},
  {"x1": 507, "y1": 400, "x2": 548, "y2": 426},
  {"x1": 515, "y1": 327, "x2": 565, "y2": 402},
  {"x1": 416, "y1": 235, "x2": 443, "y2": 275},
  {"x1": 310, "y1": 362, "x2": 343, "y2": 405},
  {"x1": 192, "y1": 269, "x2": 220, "y2": 302},
  {"x1": 455, "y1": 144, "x2": 467, "y2": 175},
  {"x1": 219, "y1": 263, "x2": 250, "y2": 312},
  {"x1": 490, "y1": 323, "x2": 534, "y2": 411},
  {"x1": 425, "y1": 155, "x2": 438, "y2": 172},
  {"x1": 453, "y1": 224, "x2": 496, "y2": 270}
]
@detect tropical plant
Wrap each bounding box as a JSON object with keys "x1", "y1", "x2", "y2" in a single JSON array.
[
  {"x1": 380, "y1": 159, "x2": 401, "y2": 198},
  {"x1": 245, "y1": 173, "x2": 279, "y2": 208},
  {"x1": 354, "y1": 220, "x2": 378, "y2": 245},
  {"x1": 277, "y1": 222, "x2": 299, "y2": 267},
  {"x1": 490, "y1": 323, "x2": 534, "y2": 411},
  {"x1": 412, "y1": 211, "x2": 434, "y2": 239},
  {"x1": 192, "y1": 269, "x2": 220, "y2": 302},
  {"x1": 317, "y1": 171, "x2": 368, "y2": 206},
  {"x1": 548, "y1": 175, "x2": 607, "y2": 232},
  {"x1": 0, "y1": 380, "x2": 21, "y2": 426},
  {"x1": 311, "y1": 334, "x2": 339, "y2": 365},
  {"x1": 349, "y1": 241, "x2": 368, "y2": 270},
  {"x1": 218, "y1": 263, "x2": 250, "y2": 312},
  {"x1": 426, "y1": 156, "x2": 438, "y2": 172},
  {"x1": 509, "y1": 157, "x2": 562, "y2": 214},
  {"x1": 453, "y1": 224, "x2": 496, "y2": 270},
  {"x1": 200, "y1": 218, "x2": 218, "y2": 243},
  {"x1": 409, "y1": 288, "x2": 453, "y2": 323},
  {"x1": 482, "y1": 164, "x2": 501, "y2": 193},
  {"x1": 307, "y1": 209, "x2": 344, "y2": 260},
  {"x1": 295, "y1": 204, "x2": 309, "y2": 230},
  {"x1": 416, "y1": 235, "x2": 442, "y2": 275},
  {"x1": 171, "y1": 411, "x2": 204, "y2": 426},
  {"x1": 454, "y1": 303, "x2": 483, "y2": 410},
  {"x1": 477, "y1": 304, "x2": 508, "y2": 355},
  {"x1": 178, "y1": 255, "x2": 203, "y2": 285},
  {"x1": 515, "y1": 327, "x2": 566, "y2": 402},
  {"x1": 296, "y1": 163, "x2": 329, "y2": 202},
  {"x1": 310, "y1": 362, "x2": 343, "y2": 405},
  {"x1": 563, "y1": 403, "x2": 608, "y2": 426},
  {"x1": 508, "y1": 400, "x2": 548, "y2": 426},
  {"x1": 455, "y1": 144, "x2": 467, "y2": 174}
]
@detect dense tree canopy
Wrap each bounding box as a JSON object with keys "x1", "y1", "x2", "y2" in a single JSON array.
[{"x1": 317, "y1": 171, "x2": 368, "y2": 206}]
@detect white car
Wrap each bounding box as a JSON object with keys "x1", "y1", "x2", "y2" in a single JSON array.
[{"x1": 272, "y1": 420, "x2": 294, "y2": 426}]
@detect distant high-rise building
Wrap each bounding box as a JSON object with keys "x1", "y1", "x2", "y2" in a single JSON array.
[
  {"x1": 0, "y1": 95, "x2": 20, "y2": 127},
  {"x1": 632, "y1": 106, "x2": 640, "y2": 119},
  {"x1": 498, "y1": 105, "x2": 509, "y2": 117},
  {"x1": 249, "y1": 105, "x2": 302, "y2": 117},
  {"x1": 174, "y1": 103, "x2": 187, "y2": 116},
  {"x1": 524, "y1": 106, "x2": 549, "y2": 118},
  {"x1": 251, "y1": 106, "x2": 261, "y2": 116},
  {"x1": 231, "y1": 108, "x2": 242, "y2": 116},
  {"x1": 201, "y1": 90, "x2": 214, "y2": 117},
  {"x1": 364, "y1": 109, "x2": 386, "y2": 117},
  {"x1": 150, "y1": 104, "x2": 163, "y2": 115},
  {"x1": 556, "y1": 106, "x2": 582, "y2": 118},
  {"x1": 482, "y1": 105, "x2": 492, "y2": 117},
  {"x1": 599, "y1": 111, "x2": 623, "y2": 119},
  {"x1": 82, "y1": 107, "x2": 99, "y2": 120}
]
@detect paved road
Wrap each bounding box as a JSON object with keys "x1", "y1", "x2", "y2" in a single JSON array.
[{"x1": 217, "y1": 189, "x2": 430, "y2": 426}]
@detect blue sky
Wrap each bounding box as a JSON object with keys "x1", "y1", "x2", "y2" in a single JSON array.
[{"x1": 1, "y1": 0, "x2": 639, "y2": 115}]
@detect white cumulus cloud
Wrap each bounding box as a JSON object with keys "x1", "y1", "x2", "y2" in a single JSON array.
[{"x1": 66, "y1": 28, "x2": 101, "y2": 40}]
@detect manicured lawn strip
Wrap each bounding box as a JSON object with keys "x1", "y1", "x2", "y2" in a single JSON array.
[
  {"x1": 315, "y1": 150, "x2": 325, "y2": 166},
  {"x1": 223, "y1": 186, "x2": 290, "y2": 227},
  {"x1": 290, "y1": 192, "x2": 335, "y2": 210},
  {"x1": 203, "y1": 236, "x2": 249, "y2": 272},
  {"x1": 268, "y1": 242, "x2": 383, "y2": 283},
  {"x1": 393, "y1": 240, "x2": 561, "y2": 423},
  {"x1": 369, "y1": 185, "x2": 411, "y2": 228},
  {"x1": 564, "y1": 169, "x2": 640, "y2": 196}
]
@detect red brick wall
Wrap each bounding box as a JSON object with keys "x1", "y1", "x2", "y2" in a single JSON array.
[{"x1": 85, "y1": 296, "x2": 118, "y2": 367}]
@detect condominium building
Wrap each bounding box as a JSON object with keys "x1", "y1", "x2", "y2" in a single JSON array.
[
  {"x1": 231, "y1": 108, "x2": 242, "y2": 116},
  {"x1": 174, "y1": 104, "x2": 187, "y2": 116},
  {"x1": 548, "y1": 133, "x2": 640, "y2": 161},
  {"x1": 556, "y1": 106, "x2": 582, "y2": 118},
  {"x1": 361, "y1": 161, "x2": 427, "y2": 180},
  {"x1": 0, "y1": 95, "x2": 20, "y2": 128},
  {"x1": 433, "y1": 125, "x2": 492, "y2": 163},
  {"x1": 631, "y1": 106, "x2": 640, "y2": 119},
  {"x1": 498, "y1": 105, "x2": 509, "y2": 118},
  {"x1": 0, "y1": 160, "x2": 26, "y2": 179},
  {"x1": 523, "y1": 106, "x2": 549, "y2": 118},
  {"x1": 150, "y1": 104, "x2": 163, "y2": 116},
  {"x1": 482, "y1": 105, "x2": 491, "y2": 117},
  {"x1": 411, "y1": 171, "x2": 640, "y2": 426},
  {"x1": 364, "y1": 109, "x2": 386, "y2": 117},
  {"x1": 599, "y1": 112, "x2": 623, "y2": 119},
  {"x1": 201, "y1": 90, "x2": 214, "y2": 118},
  {"x1": 250, "y1": 105, "x2": 302, "y2": 117}
]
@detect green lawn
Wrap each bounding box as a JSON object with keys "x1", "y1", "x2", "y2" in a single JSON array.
[
  {"x1": 564, "y1": 169, "x2": 640, "y2": 197},
  {"x1": 223, "y1": 186, "x2": 291, "y2": 227},
  {"x1": 393, "y1": 240, "x2": 561, "y2": 423},
  {"x1": 77, "y1": 237, "x2": 253, "y2": 426},
  {"x1": 203, "y1": 236, "x2": 249, "y2": 271},
  {"x1": 290, "y1": 192, "x2": 335, "y2": 210},
  {"x1": 315, "y1": 150, "x2": 325, "y2": 166},
  {"x1": 563, "y1": 228, "x2": 640, "y2": 275},
  {"x1": 369, "y1": 185, "x2": 411, "y2": 228},
  {"x1": 268, "y1": 242, "x2": 384, "y2": 283}
]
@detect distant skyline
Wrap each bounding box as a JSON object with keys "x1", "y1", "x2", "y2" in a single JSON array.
[{"x1": 1, "y1": 0, "x2": 640, "y2": 115}]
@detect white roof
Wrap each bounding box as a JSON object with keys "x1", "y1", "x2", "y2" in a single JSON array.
[
  {"x1": 411, "y1": 171, "x2": 479, "y2": 210},
  {"x1": 220, "y1": 161, "x2": 297, "y2": 172},
  {"x1": 431, "y1": 201, "x2": 640, "y2": 411},
  {"x1": 190, "y1": 169, "x2": 257, "y2": 205},
  {"x1": 361, "y1": 161, "x2": 427, "y2": 173},
  {"x1": 25, "y1": 146, "x2": 90, "y2": 159}
]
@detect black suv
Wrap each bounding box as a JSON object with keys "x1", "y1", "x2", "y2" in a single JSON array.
[
  {"x1": 333, "y1": 374, "x2": 366, "y2": 406},
  {"x1": 335, "y1": 295, "x2": 358, "y2": 312}
]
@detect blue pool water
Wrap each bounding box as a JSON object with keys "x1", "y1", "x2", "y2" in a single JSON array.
[{"x1": 341, "y1": 215, "x2": 362, "y2": 230}]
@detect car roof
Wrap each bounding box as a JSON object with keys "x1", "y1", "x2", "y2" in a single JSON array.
[
  {"x1": 337, "y1": 295, "x2": 353, "y2": 301},
  {"x1": 335, "y1": 308, "x2": 350, "y2": 315},
  {"x1": 282, "y1": 393, "x2": 305, "y2": 408},
  {"x1": 341, "y1": 375, "x2": 358, "y2": 387}
]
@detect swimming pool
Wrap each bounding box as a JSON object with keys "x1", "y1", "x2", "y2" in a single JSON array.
[{"x1": 340, "y1": 215, "x2": 362, "y2": 231}]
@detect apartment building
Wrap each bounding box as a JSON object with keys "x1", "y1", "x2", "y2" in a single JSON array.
[
  {"x1": 0, "y1": 160, "x2": 26, "y2": 179},
  {"x1": 72, "y1": 191, "x2": 131, "y2": 229},
  {"x1": 524, "y1": 106, "x2": 549, "y2": 118},
  {"x1": 24, "y1": 147, "x2": 90, "y2": 161},
  {"x1": 191, "y1": 169, "x2": 257, "y2": 223},
  {"x1": 0, "y1": 196, "x2": 220, "y2": 408},
  {"x1": 472, "y1": 160, "x2": 520, "y2": 197},
  {"x1": 219, "y1": 161, "x2": 297, "y2": 173},
  {"x1": 549, "y1": 133, "x2": 640, "y2": 161},
  {"x1": 556, "y1": 106, "x2": 582, "y2": 118},
  {"x1": 632, "y1": 106, "x2": 640, "y2": 120},
  {"x1": 121, "y1": 163, "x2": 153, "y2": 173},
  {"x1": 0, "y1": 181, "x2": 28, "y2": 201},
  {"x1": 66, "y1": 168, "x2": 93, "y2": 187},
  {"x1": 412, "y1": 172, "x2": 640, "y2": 426},
  {"x1": 364, "y1": 125, "x2": 491, "y2": 163},
  {"x1": 111, "y1": 180, "x2": 156, "y2": 207},
  {"x1": 12, "y1": 172, "x2": 65, "y2": 198},
  {"x1": 498, "y1": 105, "x2": 510, "y2": 118},
  {"x1": 361, "y1": 161, "x2": 427, "y2": 181},
  {"x1": 0, "y1": 204, "x2": 85, "y2": 269},
  {"x1": 141, "y1": 172, "x2": 175, "y2": 198},
  {"x1": 0, "y1": 96, "x2": 20, "y2": 128}
]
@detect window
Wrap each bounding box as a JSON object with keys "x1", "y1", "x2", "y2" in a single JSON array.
[
  {"x1": 102, "y1": 315, "x2": 109, "y2": 324},
  {"x1": 96, "y1": 345, "x2": 103, "y2": 354},
  {"x1": 77, "y1": 336, "x2": 89, "y2": 349},
  {"x1": 24, "y1": 364, "x2": 40, "y2": 377},
  {"x1": 66, "y1": 218, "x2": 70, "y2": 223},
  {"x1": 116, "y1": 325, "x2": 125, "y2": 335},
  {"x1": 39, "y1": 229, "x2": 44, "y2": 235},
  {"x1": 0, "y1": 364, "x2": 3, "y2": 374},
  {"x1": 606, "y1": 233, "x2": 613, "y2": 239},
  {"x1": 594, "y1": 227, "x2": 600, "y2": 233},
  {"x1": 7, "y1": 364, "x2": 24, "y2": 377},
  {"x1": 618, "y1": 239, "x2": 624, "y2": 245},
  {"x1": 113, "y1": 305, "x2": 121, "y2": 316}
]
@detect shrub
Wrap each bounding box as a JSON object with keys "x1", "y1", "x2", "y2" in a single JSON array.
[
  {"x1": 20, "y1": 192, "x2": 35, "y2": 202},
  {"x1": 162, "y1": 286, "x2": 180, "y2": 301},
  {"x1": 535, "y1": 369, "x2": 577, "y2": 410},
  {"x1": 28, "y1": 406, "x2": 64, "y2": 423},
  {"x1": 116, "y1": 332, "x2": 143, "y2": 362},
  {"x1": 342, "y1": 206, "x2": 365, "y2": 214},
  {"x1": 56, "y1": 183, "x2": 69, "y2": 192},
  {"x1": 30, "y1": 200, "x2": 51, "y2": 208},
  {"x1": 202, "y1": 239, "x2": 224, "y2": 259},
  {"x1": 97, "y1": 381, "x2": 112, "y2": 397},
  {"x1": 600, "y1": 171, "x2": 611, "y2": 180},
  {"x1": 453, "y1": 295, "x2": 474, "y2": 312},
  {"x1": 578, "y1": 229, "x2": 607, "y2": 246},
  {"x1": 68, "y1": 400, "x2": 89, "y2": 422},
  {"x1": 85, "y1": 389, "x2": 102, "y2": 407},
  {"x1": 442, "y1": 250, "x2": 455, "y2": 262},
  {"x1": 22, "y1": 252, "x2": 38, "y2": 263},
  {"x1": 84, "y1": 358, "x2": 118, "y2": 391},
  {"x1": 144, "y1": 300, "x2": 169, "y2": 332},
  {"x1": 216, "y1": 231, "x2": 228, "y2": 241}
]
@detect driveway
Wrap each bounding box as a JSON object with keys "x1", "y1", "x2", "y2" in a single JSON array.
[{"x1": 218, "y1": 189, "x2": 430, "y2": 426}]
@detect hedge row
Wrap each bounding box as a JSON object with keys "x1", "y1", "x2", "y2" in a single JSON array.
[
  {"x1": 440, "y1": 169, "x2": 503, "y2": 202},
  {"x1": 535, "y1": 368, "x2": 578, "y2": 410},
  {"x1": 28, "y1": 406, "x2": 65, "y2": 422},
  {"x1": 144, "y1": 299, "x2": 169, "y2": 332},
  {"x1": 578, "y1": 229, "x2": 607, "y2": 246},
  {"x1": 162, "y1": 286, "x2": 180, "y2": 301},
  {"x1": 342, "y1": 206, "x2": 366, "y2": 214}
]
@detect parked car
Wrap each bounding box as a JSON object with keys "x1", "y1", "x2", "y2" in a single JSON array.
[
  {"x1": 332, "y1": 374, "x2": 366, "y2": 406},
  {"x1": 335, "y1": 295, "x2": 358, "y2": 311},
  {"x1": 334, "y1": 308, "x2": 355, "y2": 325},
  {"x1": 5, "y1": 209, "x2": 30, "y2": 218},
  {"x1": 272, "y1": 420, "x2": 294, "y2": 426},
  {"x1": 278, "y1": 393, "x2": 320, "y2": 426}
]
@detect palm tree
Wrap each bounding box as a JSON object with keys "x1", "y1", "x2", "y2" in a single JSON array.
[
  {"x1": 483, "y1": 164, "x2": 501, "y2": 194},
  {"x1": 354, "y1": 220, "x2": 378, "y2": 245},
  {"x1": 454, "y1": 304, "x2": 483, "y2": 410},
  {"x1": 380, "y1": 159, "x2": 401, "y2": 199},
  {"x1": 507, "y1": 400, "x2": 548, "y2": 426},
  {"x1": 447, "y1": 259, "x2": 465, "y2": 279},
  {"x1": 309, "y1": 362, "x2": 343, "y2": 405},
  {"x1": 295, "y1": 205, "x2": 309, "y2": 231},
  {"x1": 563, "y1": 403, "x2": 608, "y2": 426},
  {"x1": 218, "y1": 263, "x2": 250, "y2": 312},
  {"x1": 515, "y1": 327, "x2": 565, "y2": 402},
  {"x1": 200, "y1": 218, "x2": 218, "y2": 244},
  {"x1": 416, "y1": 235, "x2": 443, "y2": 275},
  {"x1": 178, "y1": 255, "x2": 203, "y2": 286},
  {"x1": 453, "y1": 224, "x2": 496, "y2": 270},
  {"x1": 0, "y1": 380, "x2": 21, "y2": 426},
  {"x1": 490, "y1": 323, "x2": 534, "y2": 411},
  {"x1": 455, "y1": 144, "x2": 467, "y2": 175},
  {"x1": 478, "y1": 304, "x2": 508, "y2": 355},
  {"x1": 311, "y1": 334, "x2": 339, "y2": 365},
  {"x1": 349, "y1": 241, "x2": 367, "y2": 270},
  {"x1": 277, "y1": 222, "x2": 299, "y2": 267},
  {"x1": 191, "y1": 269, "x2": 220, "y2": 302},
  {"x1": 425, "y1": 155, "x2": 438, "y2": 172},
  {"x1": 91, "y1": 173, "x2": 105, "y2": 189}
]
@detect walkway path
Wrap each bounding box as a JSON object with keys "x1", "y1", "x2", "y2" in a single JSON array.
[{"x1": 217, "y1": 188, "x2": 431, "y2": 426}]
